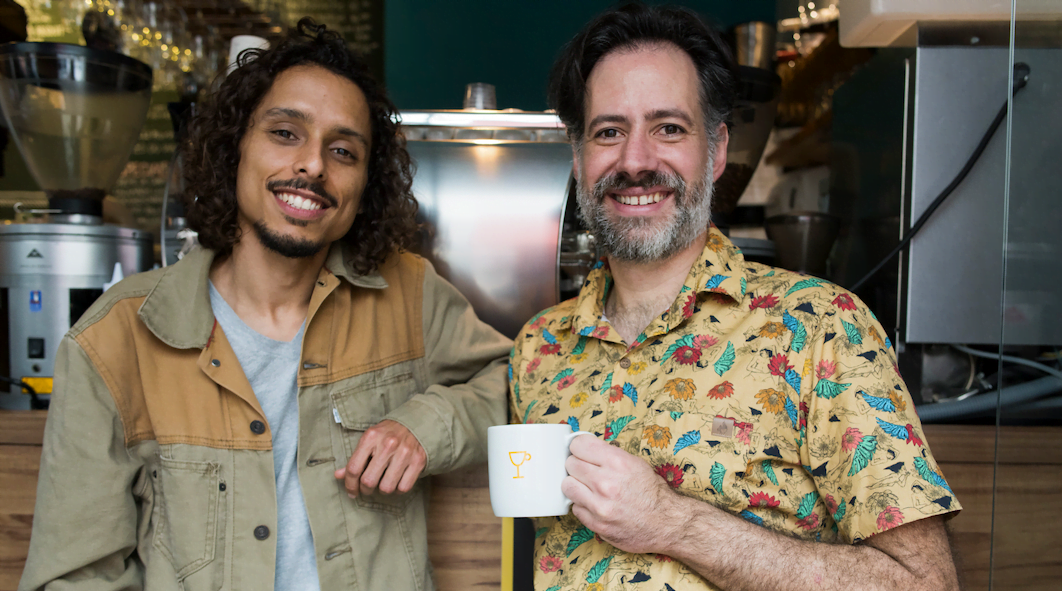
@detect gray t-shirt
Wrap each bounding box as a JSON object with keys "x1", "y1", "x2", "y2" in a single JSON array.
[{"x1": 209, "y1": 282, "x2": 320, "y2": 591}]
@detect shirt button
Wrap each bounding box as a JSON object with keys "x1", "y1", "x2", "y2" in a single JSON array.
[
  {"x1": 250, "y1": 420, "x2": 266, "y2": 435},
  {"x1": 619, "y1": 357, "x2": 631, "y2": 369},
  {"x1": 211, "y1": 359, "x2": 220, "y2": 367},
  {"x1": 254, "y1": 525, "x2": 270, "y2": 540}
]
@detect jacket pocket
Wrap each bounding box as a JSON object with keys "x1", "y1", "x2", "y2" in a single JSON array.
[
  {"x1": 152, "y1": 456, "x2": 223, "y2": 588},
  {"x1": 331, "y1": 369, "x2": 424, "y2": 514}
]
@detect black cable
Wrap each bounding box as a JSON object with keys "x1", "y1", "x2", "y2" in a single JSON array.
[
  {"x1": 849, "y1": 62, "x2": 1031, "y2": 292},
  {"x1": 0, "y1": 375, "x2": 37, "y2": 396}
]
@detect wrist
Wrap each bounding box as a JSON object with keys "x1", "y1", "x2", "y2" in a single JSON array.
[{"x1": 656, "y1": 489, "x2": 701, "y2": 556}]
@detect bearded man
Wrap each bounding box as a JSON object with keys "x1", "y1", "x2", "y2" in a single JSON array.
[
  {"x1": 20, "y1": 20, "x2": 508, "y2": 591},
  {"x1": 509, "y1": 4, "x2": 962, "y2": 590}
]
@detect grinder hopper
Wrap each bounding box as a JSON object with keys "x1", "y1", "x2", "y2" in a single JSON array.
[{"x1": 0, "y1": 42, "x2": 152, "y2": 220}]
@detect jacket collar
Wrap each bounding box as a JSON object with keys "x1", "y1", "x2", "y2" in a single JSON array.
[
  {"x1": 566, "y1": 227, "x2": 748, "y2": 342},
  {"x1": 138, "y1": 241, "x2": 389, "y2": 349}
]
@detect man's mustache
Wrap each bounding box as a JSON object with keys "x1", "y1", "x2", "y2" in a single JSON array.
[
  {"x1": 593, "y1": 170, "x2": 686, "y2": 198},
  {"x1": 267, "y1": 178, "x2": 338, "y2": 208}
]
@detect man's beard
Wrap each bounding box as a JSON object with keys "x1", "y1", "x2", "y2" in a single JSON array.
[
  {"x1": 575, "y1": 160, "x2": 714, "y2": 264},
  {"x1": 252, "y1": 220, "x2": 327, "y2": 259}
]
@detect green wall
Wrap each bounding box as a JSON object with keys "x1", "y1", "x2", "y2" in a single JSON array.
[{"x1": 384, "y1": 0, "x2": 776, "y2": 111}]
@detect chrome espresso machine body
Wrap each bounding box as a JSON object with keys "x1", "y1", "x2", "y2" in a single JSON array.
[
  {"x1": 400, "y1": 110, "x2": 576, "y2": 339},
  {"x1": 0, "y1": 225, "x2": 152, "y2": 408},
  {"x1": 0, "y1": 43, "x2": 154, "y2": 410}
]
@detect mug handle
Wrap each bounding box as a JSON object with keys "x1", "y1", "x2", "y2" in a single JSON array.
[{"x1": 562, "y1": 431, "x2": 594, "y2": 511}]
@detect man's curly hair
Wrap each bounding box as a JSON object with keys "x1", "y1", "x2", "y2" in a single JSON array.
[{"x1": 182, "y1": 18, "x2": 417, "y2": 274}]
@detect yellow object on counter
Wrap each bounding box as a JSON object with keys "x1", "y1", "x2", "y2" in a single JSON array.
[{"x1": 20, "y1": 376, "x2": 52, "y2": 394}]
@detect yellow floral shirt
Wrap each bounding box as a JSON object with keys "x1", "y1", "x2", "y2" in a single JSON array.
[{"x1": 509, "y1": 228, "x2": 960, "y2": 590}]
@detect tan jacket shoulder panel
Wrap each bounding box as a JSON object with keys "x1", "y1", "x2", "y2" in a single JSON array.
[{"x1": 302, "y1": 251, "x2": 426, "y2": 386}]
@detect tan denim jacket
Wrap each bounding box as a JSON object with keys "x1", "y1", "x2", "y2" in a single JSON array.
[{"x1": 18, "y1": 243, "x2": 511, "y2": 591}]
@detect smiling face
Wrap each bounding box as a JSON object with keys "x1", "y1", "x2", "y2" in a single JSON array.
[
  {"x1": 574, "y1": 43, "x2": 728, "y2": 263},
  {"x1": 234, "y1": 64, "x2": 372, "y2": 259}
]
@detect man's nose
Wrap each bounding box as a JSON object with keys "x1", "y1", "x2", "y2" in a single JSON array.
[
  {"x1": 616, "y1": 131, "x2": 659, "y2": 179},
  {"x1": 293, "y1": 142, "x2": 326, "y2": 179}
]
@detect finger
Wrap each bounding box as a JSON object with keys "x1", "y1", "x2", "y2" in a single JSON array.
[
  {"x1": 568, "y1": 434, "x2": 607, "y2": 465},
  {"x1": 344, "y1": 435, "x2": 377, "y2": 495},
  {"x1": 565, "y1": 454, "x2": 600, "y2": 485},
  {"x1": 334, "y1": 467, "x2": 346, "y2": 480},
  {"x1": 376, "y1": 448, "x2": 410, "y2": 494},
  {"x1": 571, "y1": 502, "x2": 597, "y2": 531},
  {"x1": 359, "y1": 454, "x2": 387, "y2": 496},
  {"x1": 561, "y1": 474, "x2": 594, "y2": 508},
  {"x1": 396, "y1": 460, "x2": 423, "y2": 493},
  {"x1": 359, "y1": 434, "x2": 401, "y2": 495}
]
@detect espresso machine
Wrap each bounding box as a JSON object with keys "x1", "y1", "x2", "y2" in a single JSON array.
[{"x1": 0, "y1": 42, "x2": 154, "y2": 410}]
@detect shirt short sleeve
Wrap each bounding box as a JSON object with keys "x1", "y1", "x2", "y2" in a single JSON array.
[{"x1": 802, "y1": 292, "x2": 961, "y2": 543}]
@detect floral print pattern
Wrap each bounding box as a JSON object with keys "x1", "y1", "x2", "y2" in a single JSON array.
[{"x1": 509, "y1": 228, "x2": 960, "y2": 590}]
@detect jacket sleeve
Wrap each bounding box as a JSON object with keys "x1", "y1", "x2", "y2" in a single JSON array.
[
  {"x1": 18, "y1": 336, "x2": 145, "y2": 591},
  {"x1": 384, "y1": 260, "x2": 512, "y2": 475}
]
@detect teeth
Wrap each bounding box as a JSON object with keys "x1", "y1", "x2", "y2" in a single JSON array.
[
  {"x1": 617, "y1": 192, "x2": 664, "y2": 206},
  {"x1": 277, "y1": 192, "x2": 322, "y2": 211}
]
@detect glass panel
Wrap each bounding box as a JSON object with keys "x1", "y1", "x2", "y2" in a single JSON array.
[{"x1": 993, "y1": 4, "x2": 1062, "y2": 590}]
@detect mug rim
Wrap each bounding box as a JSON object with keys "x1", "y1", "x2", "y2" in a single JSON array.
[{"x1": 489, "y1": 423, "x2": 574, "y2": 432}]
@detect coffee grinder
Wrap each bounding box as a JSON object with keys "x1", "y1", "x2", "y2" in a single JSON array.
[{"x1": 0, "y1": 42, "x2": 154, "y2": 410}]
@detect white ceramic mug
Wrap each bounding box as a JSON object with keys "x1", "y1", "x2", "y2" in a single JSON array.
[{"x1": 487, "y1": 424, "x2": 593, "y2": 517}]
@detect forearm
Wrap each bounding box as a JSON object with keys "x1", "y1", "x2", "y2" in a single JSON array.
[
  {"x1": 407, "y1": 260, "x2": 511, "y2": 473},
  {"x1": 660, "y1": 494, "x2": 956, "y2": 591},
  {"x1": 388, "y1": 355, "x2": 508, "y2": 474}
]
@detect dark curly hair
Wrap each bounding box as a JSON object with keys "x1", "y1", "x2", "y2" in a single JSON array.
[
  {"x1": 182, "y1": 18, "x2": 417, "y2": 274},
  {"x1": 548, "y1": 2, "x2": 736, "y2": 150}
]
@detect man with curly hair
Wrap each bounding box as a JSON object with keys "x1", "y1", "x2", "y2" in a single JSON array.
[
  {"x1": 20, "y1": 19, "x2": 509, "y2": 591},
  {"x1": 510, "y1": 4, "x2": 961, "y2": 590}
]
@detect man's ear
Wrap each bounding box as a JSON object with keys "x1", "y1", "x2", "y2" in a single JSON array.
[
  {"x1": 712, "y1": 124, "x2": 729, "y2": 181},
  {"x1": 571, "y1": 144, "x2": 581, "y2": 182}
]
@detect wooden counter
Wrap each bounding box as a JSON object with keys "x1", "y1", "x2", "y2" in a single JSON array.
[{"x1": 1, "y1": 412, "x2": 1060, "y2": 591}]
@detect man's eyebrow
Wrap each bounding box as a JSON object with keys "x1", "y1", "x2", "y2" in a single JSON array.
[
  {"x1": 646, "y1": 109, "x2": 694, "y2": 126},
  {"x1": 334, "y1": 126, "x2": 370, "y2": 149},
  {"x1": 263, "y1": 107, "x2": 307, "y2": 121},
  {"x1": 587, "y1": 109, "x2": 695, "y2": 131},
  {"x1": 587, "y1": 114, "x2": 629, "y2": 130},
  {"x1": 262, "y1": 107, "x2": 369, "y2": 148}
]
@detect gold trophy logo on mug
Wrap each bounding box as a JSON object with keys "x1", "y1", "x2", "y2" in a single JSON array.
[{"x1": 508, "y1": 451, "x2": 531, "y2": 478}]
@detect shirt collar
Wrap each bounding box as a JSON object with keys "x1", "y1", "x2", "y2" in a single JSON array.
[
  {"x1": 138, "y1": 241, "x2": 388, "y2": 349},
  {"x1": 566, "y1": 227, "x2": 748, "y2": 341}
]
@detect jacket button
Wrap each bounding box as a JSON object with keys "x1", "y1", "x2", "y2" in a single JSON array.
[
  {"x1": 211, "y1": 359, "x2": 220, "y2": 367},
  {"x1": 254, "y1": 525, "x2": 270, "y2": 540},
  {"x1": 619, "y1": 357, "x2": 631, "y2": 369},
  {"x1": 219, "y1": 482, "x2": 226, "y2": 491},
  {"x1": 250, "y1": 420, "x2": 266, "y2": 434}
]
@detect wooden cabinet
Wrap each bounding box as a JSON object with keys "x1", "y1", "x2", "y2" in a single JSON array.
[
  {"x1": 1, "y1": 413, "x2": 1059, "y2": 591},
  {"x1": 922, "y1": 425, "x2": 1062, "y2": 591},
  {"x1": 0, "y1": 411, "x2": 45, "y2": 591}
]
